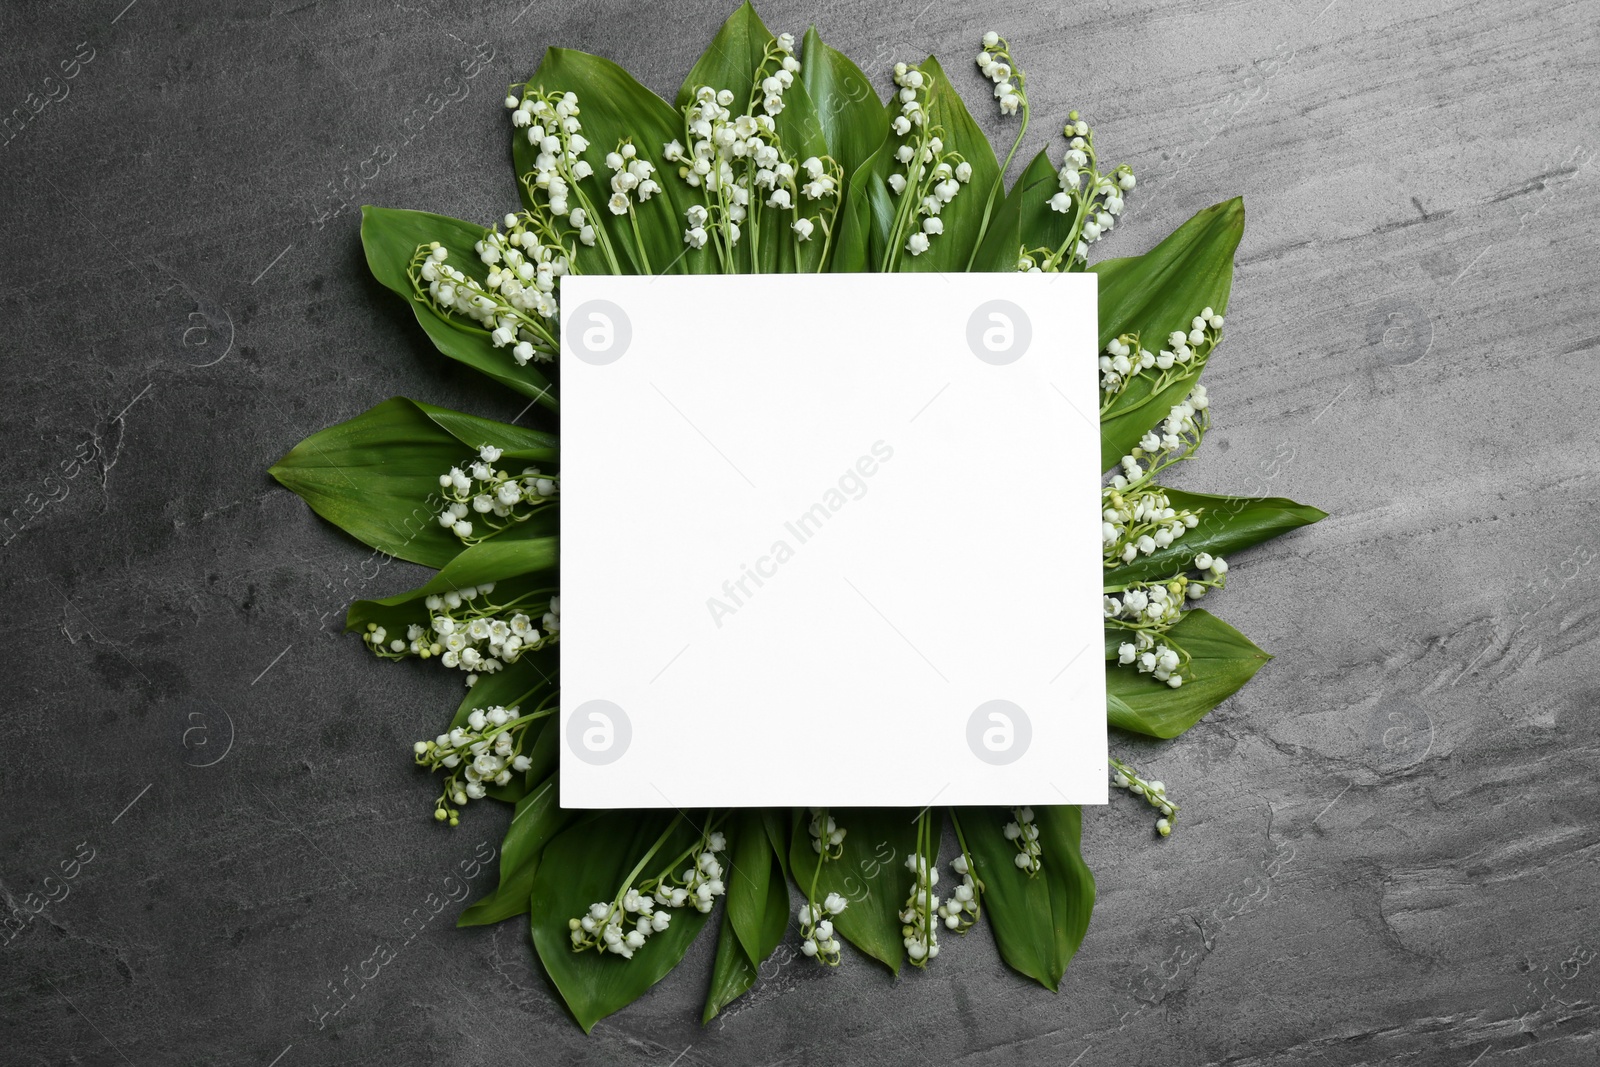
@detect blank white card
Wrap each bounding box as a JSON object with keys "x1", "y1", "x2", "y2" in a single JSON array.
[{"x1": 559, "y1": 273, "x2": 1106, "y2": 808}]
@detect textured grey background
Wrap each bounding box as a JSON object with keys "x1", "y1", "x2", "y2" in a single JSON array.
[{"x1": 2, "y1": 0, "x2": 1597, "y2": 1064}]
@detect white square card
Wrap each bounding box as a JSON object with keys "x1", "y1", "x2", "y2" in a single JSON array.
[{"x1": 559, "y1": 273, "x2": 1106, "y2": 808}]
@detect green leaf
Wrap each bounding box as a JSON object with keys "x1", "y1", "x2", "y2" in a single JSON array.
[
  {"x1": 1035, "y1": 805, "x2": 1095, "y2": 979},
  {"x1": 828, "y1": 140, "x2": 892, "y2": 273},
  {"x1": 344, "y1": 538, "x2": 557, "y2": 636},
  {"x1": 956, "y1": 805, "x2": 1095, "y2": 991},
  {"x1": 360, "y1": 206, "x2": 559, "y2": 406},
  {"x1": 1107, "y1": 488, "x2": 1326, "y2": 586},
  {"x1": 702, "y1": 909, "x2": 760, "y2": 1024},
  {"x1": 799, "y1": 26, "x2": 884, "y2": 183},
  {"x1": 703, "y1": 811, "x2": 791, "y2": 1023},
  {"x1": 457, "y1": 774, "x2": 575, "y2": 927},
  {"x1": 787, "y1": 808, "x2": 918, "y2": 973},
  {"x1": 1094, "y1": 197, "x2": 1244, "y2": 468},
  {"x1": 520, "y1": 48, "x2": 704, "y2": 276},
  {"x1": 1107, "y1": 608, "x2": 1270, "y2": 738},
  {"x1": 956, "y1": 807, "x2": 1058, "y2": 988},
  {"x1": 530, "y1": 813, "x2": 714, "y2": 1032},
  {"x1": 969, "y1": 148, "x2": 1059, "y2": 273},
  {"x1": 894, "y1": 57, "x2": 1001, "y2": 273},
  {"x1": 726, "y1": 811, "x2": 787, "y2": 965},
  {"x1": 268, "y1": 397, "x2": 557, "y2": 569}
]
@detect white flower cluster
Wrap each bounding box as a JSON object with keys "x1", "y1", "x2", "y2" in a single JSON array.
[
  {"x1": 939, "y1": 854, "x2": 980, "y2": 931},
  {"x1": 886, "y1": 62, "x2": 974, "y2": 257},
  {"x1": 798, "y1": 893, "x2": 848, "y2": 965},
  {"x1": 1101, "y1": 308, "x2": 1222, "y2": 406},
  {"x1": 1111, "y1": 757, "x2": 1180, "y2": 837},
  {"x1": 808, "y1": 808, "x2": 846, "y2": 857},
  {"x1": 1002, "y1": 807, "x2": 1042, "y2": 875},
  {"x1": 1115, "y1": 629, "x2": 1184, "y2": 688},
  {"x1": 411, "y1": 223, "x2": 565, "y2": 367},
  {"x1": 412, "y1": 703, "x2": 537, "y2": 824},
  {"x1": 1107, "y1": 564, "x2": 1227, "y2": 688},
  {"x1": 1018, "y1": 109, "x2": 1134, "y2": 271},
  {"x1": 603, "y1": 141, "x2": 659, "y2": 216},
  {"x1": 1102, "y1": 484, "x2": 1201, "y2": 567},
  {"x1": 1110, "y1": 384, "x2": 1211, "y2": 490},
  {"x1": 437, "y1": 444, "x2": 558, "y2": 543},
  {"x1": 665, "y1": 35, "x2": 840, "y2": 258},
  {"x1": 1105, "y1": 581, "x2": 1187, "y2": 630},
  {"x1": 507, "y1": 90, "x2": 590, "y2": 213},
  {"x1": 899, "y1": 853, "x2": 941, "y2": 965},
  {"x1": 975, "y1": 31, "x2": 1024, "y2": 115},
  {"x1": 363, "y1": 586, "x2": 560, "y2": 683},
  {"x1": 568, "y1": 830, "x2": 728, "y2": 959}
]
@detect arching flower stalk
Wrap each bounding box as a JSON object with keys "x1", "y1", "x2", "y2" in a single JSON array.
[
  {"x1": 1110, "y1": 757, "x2": 1180, "y2": 836},
  {"x1": 362, "y1": 585, "x2": 560, "y2": 682},
  {"x1": 799, "y1": 808, "x2": 848, "y2": 965}
]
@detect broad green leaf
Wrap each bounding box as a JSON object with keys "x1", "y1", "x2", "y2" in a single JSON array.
[
  {"x1": 894, "y1": 57, "x2": 1001, "y2": 273},
  {"x1": 458, "y1": 774, "x2": 575, "y2": 927},
  {"x1": 726, "y1": 810, "x2": 785, "y2": 964},
  {"x1": 676, "y1": 1, "x2": 771, "y2": 112},
  {"x1": 829, "y1": 140, "x2": 892, "y2": 273},
  {"x1": 703, "y1": 811, "x2": 791, "y2": 1022},
  {"x1": 1107, "y1": 608, "x2": 1269, "y2": 738},
  {"x1": 957, "y1": 805, "x2": 1095, "y2": 991},
  {"x1": 1035, "y1": 805, "x2": 1095, "y2": 979},
  {"x1": 520, "y1": 48, "x2": 705, "y2": 276},
  {"x1": 360, "y1": 206, "x2": 559, "y2": 406},
  {"x1": 702, "y1": 909, "x2": 759, "y2": 1024},
  {"x1": 1094, "y1": 197, "x2": 1244, "y2": 468},
  {"x1": 787, "y1": 808, "x2": 918, "y2": 973},
  {"x1": 956, "y1": 808, "x2": 1057, "y2": 988},
  {"x1": 530, "y1": 812, "x2": 713, "y2": 1032},
  {"x1": 1107, "y1": 488, "x2": 1326, "y2": 587},
  {"x1": 268, "y1": 397, "x2": 557, "y2": 570},
  {"x1": 969, "y1": 148, "x2": 1058, "y2": 273},
  {"x1": 799, "y1": 26, "x2": 884, "y2": 185},
  {"x1": 345, "y1": 538, "x2": 557, "y2": 636}
]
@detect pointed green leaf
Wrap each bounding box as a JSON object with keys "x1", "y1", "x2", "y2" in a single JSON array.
[
  {"x1": 457, "y1": 774, "x2": 575, "y2": 927},
  {"x1": 726, "y1": 810, "x2": 786, "y2": 964},
  {"x1": 344, "y1": 538, "x2": 557, "y2": 636},
  {"x1": 268, "y1": 397, "x2": 557, "y2": 569},
  {"x1": 530, "y1": 813, "x2": 713, "y2": 1032},
  {"x1": 956, "y1": 807, "x2": 1058, "y2": 988},
  {"x1": 1106, "y1": 488, "x2": 1326, "y2": 586},
  {"x1": 969, "y1": 148, "x2": 1060, "y2": 273},
  {"x1": 799, "y1": 26, "x2": 884, "y2": 183},
  {"x1": 702, "y1": 909, "x2": 760, "y2": 1023},
  {"x1": 1035, "y1": 805, "x2": 1095, "y2": 979},
  {"x1": 360, "y1": 206, "x2": 559, "y2": 406},
  {"x1": 1094, "y1": 197, "x2": 1244, "y2": 468},
  {"x1": 957, "y1": 805, "x2": 1095, "y2": 991},
  {"x1": 1107, "y1": 608, "x2": 1270, "y2": 738}
]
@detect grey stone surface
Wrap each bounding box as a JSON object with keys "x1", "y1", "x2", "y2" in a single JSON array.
[{"x1": 2, "y1": 0, "x2": 1597, "y2": 1064}]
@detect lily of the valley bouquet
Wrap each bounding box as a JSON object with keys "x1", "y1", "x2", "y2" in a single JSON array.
[{"x1": 270, "y1": 3, "x2": 1324, "y2": 1030}]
